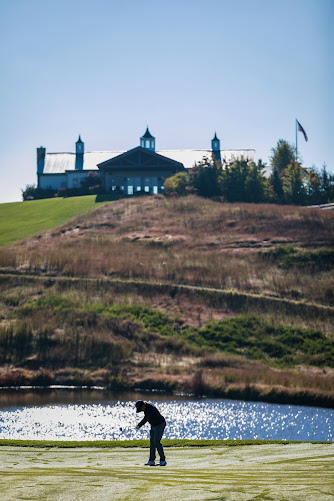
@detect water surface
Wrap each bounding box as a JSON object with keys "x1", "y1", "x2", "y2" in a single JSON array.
[{"x1": 0, "y1": 388, "x2": 332, "y2": 442}]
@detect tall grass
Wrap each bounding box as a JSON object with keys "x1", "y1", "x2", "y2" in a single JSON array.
[
  {"x1": 0, "y1": 197, "x2": 333, "y2": 305},
  {"x1": 1, "y1": 289, "x2": 332, "y2": 370},
  {"x1": 0, "y1": 278, "x2": 333, "y2": 406}
]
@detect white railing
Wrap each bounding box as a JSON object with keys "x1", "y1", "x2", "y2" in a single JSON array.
[{"x1": 307, "y1": 203, "x2": 334, "y2": 210}]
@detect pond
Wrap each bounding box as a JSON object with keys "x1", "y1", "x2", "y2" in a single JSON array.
[{"x1": 0, "y1": 388, "x2": 333, "y2": 442}]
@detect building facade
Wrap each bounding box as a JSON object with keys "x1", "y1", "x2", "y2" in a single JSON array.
[{"x1": 37, "y1": 128, "x2": 255, "y2": 195}]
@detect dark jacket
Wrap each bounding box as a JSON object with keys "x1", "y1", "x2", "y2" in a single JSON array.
[{"x1": 137, "y1": 403, "x2": 166, "y2": 428}]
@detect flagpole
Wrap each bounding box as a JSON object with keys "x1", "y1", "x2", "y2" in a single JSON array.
[{"x1": 295, "y1": 119, "x2": 298, "y2": 162}]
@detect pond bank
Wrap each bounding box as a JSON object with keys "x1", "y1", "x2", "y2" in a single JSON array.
[{"x1": 1, "y1": 378, "x2": 333, "y2": 409}]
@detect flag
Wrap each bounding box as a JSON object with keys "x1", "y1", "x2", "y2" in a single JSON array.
[{"x1": 297, "y1": 120, "x2": 308, "y2": 142}]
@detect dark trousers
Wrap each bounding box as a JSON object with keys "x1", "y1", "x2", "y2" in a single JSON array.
[{"x1": 149, "y1": 421, "x2": 166, "y2": 461}]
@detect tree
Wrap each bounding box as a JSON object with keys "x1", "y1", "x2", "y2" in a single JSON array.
[
  {"x1": 190, "y1": 158, "x2": 222, "y2": 198},
  {"x1": 269, "y1": 166, "x2": 284, "y2": 203},
  {"x1": 244, "y1": 160, "x2": 267, "y2": 203},
  {"x1": 283, "y1": 162, "x2": 307, "y2": 205},
  {"x1": 164, "y1": 172, "x2": 189, "y2": 196},
  {"x1": 319, "y1": 164, "x2": 334, "y2": 203},
  {"x1": 305, "y1": 166, "x2": 321, "y2": 205},
  {"x1": 80, "y1": 172, "x2": 102, "y2": 191},
  {"x1": 270, "y1": 139, "x2": 295, "y2": 175}
]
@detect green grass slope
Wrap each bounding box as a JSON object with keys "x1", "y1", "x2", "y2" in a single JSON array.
[{"x1": 0, "y1": 196, "x2": 109, "y2": 247}]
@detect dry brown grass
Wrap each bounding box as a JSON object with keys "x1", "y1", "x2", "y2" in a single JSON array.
[{"x1": 0, "y1": 196, "x2": 333, "y2": 306}]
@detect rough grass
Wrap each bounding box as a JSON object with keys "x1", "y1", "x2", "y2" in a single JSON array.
[
  {"x1": 0, "y1": 443, "x2": 332, "y2": 500},
  {"x1": 1, "y1": 291, "x2": 332, "y2": 369},
  {"x1": 0, "y1": 196, "x2": 333, "y2": 305},
  {"x1": 0, "y1": 196, "x2": 110, "y2": 247},
  {"x1": 0, "y1": 277, "x2": 333, "y2": 408}
]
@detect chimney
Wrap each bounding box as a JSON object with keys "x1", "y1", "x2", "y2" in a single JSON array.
[{"x1": 37, "y1": 146, "x2": 46, "y2": 174}]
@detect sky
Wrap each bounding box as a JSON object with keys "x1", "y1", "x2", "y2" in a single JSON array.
[{"x1": 0, "y1": 0, "x2": 333, "y2": 204}]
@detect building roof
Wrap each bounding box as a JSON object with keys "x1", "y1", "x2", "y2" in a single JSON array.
[
  {"x1": 43, "y1": 151, "x2": 123, "y2": 174},
  {"x1": 97, "y1": 146, "x2": 185, "y2": 171},
  {"x1": 140, "y1": 127, "x2": 155, "y2": 139},
  {"x1": 76, "y1": 135, "x2": 83, "y2": 144},
  {"x1": 213, "y1": 133, "x2": 219, "y2": 141},
  {"x1": 42, "y1": 149, "x2": 255, "y2": 174},
  {"x1": 158, "y1": 149, "x2": 255, "y2": 166}
]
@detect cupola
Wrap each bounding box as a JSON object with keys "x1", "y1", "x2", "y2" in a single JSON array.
[
  {"x1": 211, "y1": 132, "x2": 221, "y2": 163},
  {"x1": 140, "y1": 127, "x2": 155, "y2": 152},
  {"x1": 75, "y1": 135, "x2": 84, "y2": 170},
  {"x1": 76, "y1": 135, "x2": 84, "y2": 154}
]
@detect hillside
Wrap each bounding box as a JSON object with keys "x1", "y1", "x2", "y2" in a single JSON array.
[
  {"x1": 0, "y1": 195, "x2": 109, "y2": 247},
  {"x1": 0, "y1": 195, "x2": 333, "y2": 406}
]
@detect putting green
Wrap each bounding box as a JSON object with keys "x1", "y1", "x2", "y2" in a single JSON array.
[{"x1": 0, "y1": 443, "x2": 333, "y2": 500}]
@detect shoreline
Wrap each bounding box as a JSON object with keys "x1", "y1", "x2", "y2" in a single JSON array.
[{"x1": 0, "y1": 382, "x2": 333, "y2": 409}]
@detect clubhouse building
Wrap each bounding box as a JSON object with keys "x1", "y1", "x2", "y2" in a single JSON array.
[{"x1": 37, "y1": 128, "x2": 255, "y2": 195}]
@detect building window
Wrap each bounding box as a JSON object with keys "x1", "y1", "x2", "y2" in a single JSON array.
[
  {"x1": 146, "y1": 140, "x2": 150, "y2": 148},
  {"x1": 128, "y1": 186, "x2": 133, "y2": 195},
  {"x1": 137, "y1": 186, "x2": 141, "y2": 191},
  {"x1": 153, "y1": 186, "x2": 158, "y2": 194},
  {"x1": 144, "y1": 186, "x2": 149, "y2": 192}
]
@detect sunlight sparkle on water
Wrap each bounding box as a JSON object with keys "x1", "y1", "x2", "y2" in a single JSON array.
[{"x1": 0, "y1": 399, "x2": 332, "y2": 441}]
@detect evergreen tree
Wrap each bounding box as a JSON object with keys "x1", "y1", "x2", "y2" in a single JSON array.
[
  {"x1": 190, "y1": 158, "x2": 221, "y2": 198},
  {"x1": 269, "y1": 166, "x2": 284, "y2": 203},
  {"x1": 244, "y1": 160, "x2": 267, "y2": 203},
  {"x1": 270, "y1": 139, "x2": 295, "y2": 174},
  {"x1": 283, "y1": 162, "x2": 307, "y2": 205},
  {"x1": 305, "y1": 166, "x2": 321, "y2": 205},
  {"x1": 222, "y1": 160, "x2": 248, "y2": 202},
  {"x1": 319, "y1": 164, "x2": 334, "y2": 203}
]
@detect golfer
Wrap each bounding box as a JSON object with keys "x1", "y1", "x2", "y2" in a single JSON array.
[{"x1": 135, "y1": 400, "x2": 167, "y2": 466}]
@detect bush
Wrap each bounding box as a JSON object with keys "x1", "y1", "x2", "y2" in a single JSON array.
[{"x1": 22, "y1": 185, "x2": 56, "y2": 201}]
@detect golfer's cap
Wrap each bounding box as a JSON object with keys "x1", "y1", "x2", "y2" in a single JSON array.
[{"x1": 135, "y1": 400, "x2": 145, "y2": 412}]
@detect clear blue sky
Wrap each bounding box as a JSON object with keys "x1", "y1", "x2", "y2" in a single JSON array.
[{"x1": 0, "y1": 0, "x2": 333, "y2": 203}]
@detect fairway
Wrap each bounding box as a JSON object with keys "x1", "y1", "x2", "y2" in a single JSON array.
[
  {"x1": 0, "y1": 196, "x2": 110, "y2": 247},
  {"x1": 0, "y1": 443, "x2": 333, "y2": 501}
]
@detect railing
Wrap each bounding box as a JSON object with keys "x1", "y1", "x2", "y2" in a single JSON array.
[{"x1": 306, "y1": 202, "x2": 334, "y2": 210}]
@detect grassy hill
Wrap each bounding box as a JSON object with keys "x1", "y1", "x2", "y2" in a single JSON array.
[
  {"x1": 0, "y1": 196, "x2": 110, "y2": 247},
  {"x1": 0, "y1": 195, "x2": 333, "y2": 407}
]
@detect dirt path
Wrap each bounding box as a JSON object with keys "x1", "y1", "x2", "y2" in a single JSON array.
[{"x1": 0, "y1": 443, "x2": 333, "y2": 500}]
